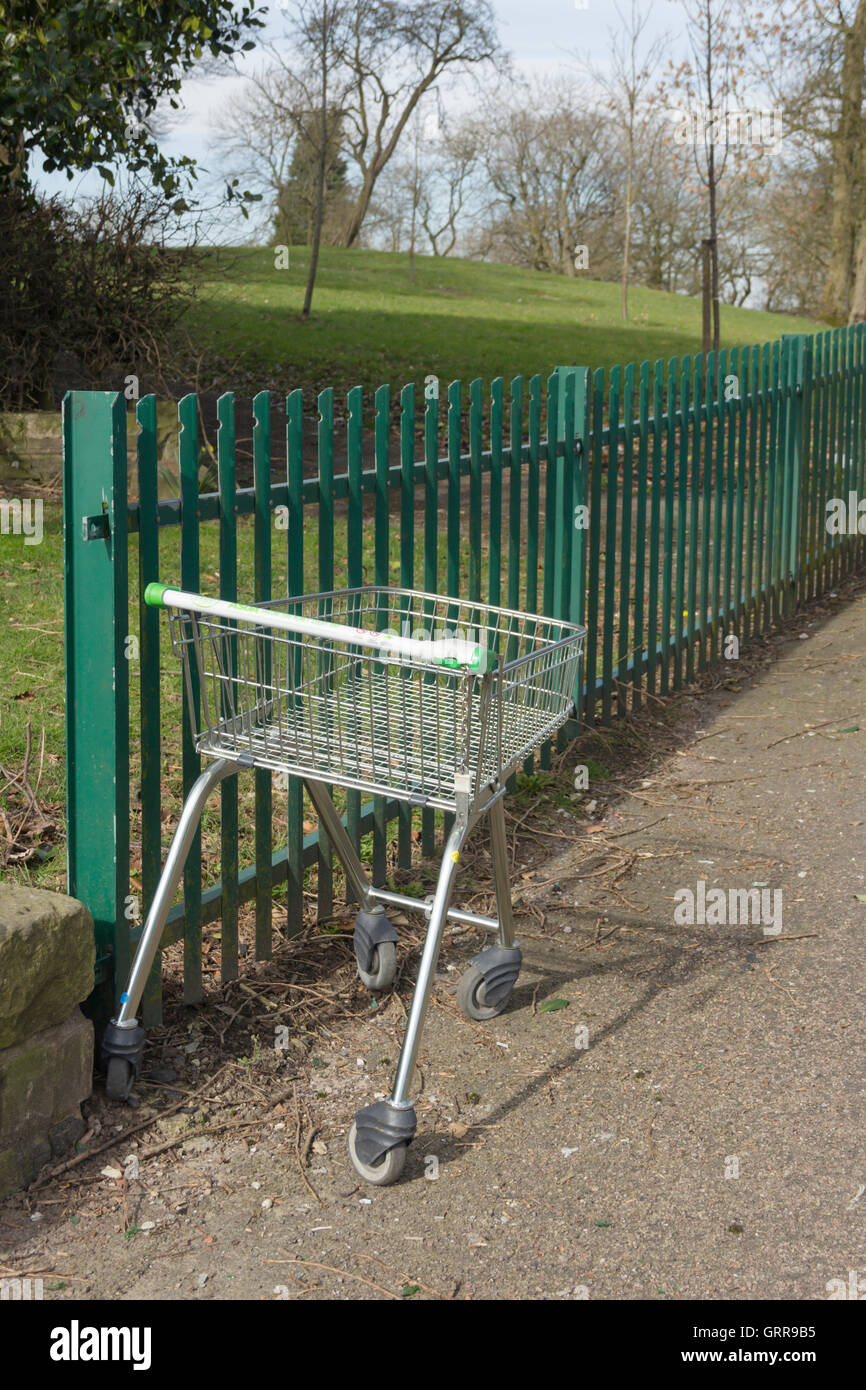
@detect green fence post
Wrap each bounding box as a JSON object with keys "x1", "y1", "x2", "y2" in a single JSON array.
[
  {"x1": 63, "y1": 391, "x2": 130, "y2": 1023},
  {"x1": 555, "y1": 366, "x2": 589, "y2": 725},
  {"x1": 782, "y1": 333, "x2": 807, "y2": 614}
]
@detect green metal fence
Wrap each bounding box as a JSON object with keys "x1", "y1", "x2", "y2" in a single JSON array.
[{"x1": 63, "y1": 324, "x2": 866, "y2": 1020}]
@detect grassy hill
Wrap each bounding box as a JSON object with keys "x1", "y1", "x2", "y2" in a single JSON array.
[{"x1": 188, "y1": 245, "x2": 822, "y2": 401}]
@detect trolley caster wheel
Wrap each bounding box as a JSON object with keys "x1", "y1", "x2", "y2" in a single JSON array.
[
  {"x1": 356, "y1": 940, "x2": 397, "y2": 992},
  {"x1": 348, "y1": 1121, "x2": 407, "y2": 1186},
  {"x1": 457, "y1": 964, "x2": 511, "y2": 1020},
  {"x1": 105, "y1": 1056, "x2": 135, "y2": 1102},
  {"x1": 353, "y1": 906, "x2": 399, "y2": 993},
  {"x1": 457, "y1": 945, "x2": 523, "y2": 1022}
]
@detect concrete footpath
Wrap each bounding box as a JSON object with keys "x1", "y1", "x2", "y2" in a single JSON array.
[{"x1": 2, "y1": 588, "x2": 866, "y2": 1301}]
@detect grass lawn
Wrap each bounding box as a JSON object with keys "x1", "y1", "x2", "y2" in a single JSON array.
[{"x1": 188, "y1": 246, "x2": 822, "y2": 405}]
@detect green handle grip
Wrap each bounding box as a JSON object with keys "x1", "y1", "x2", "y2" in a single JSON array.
[{"x1": 144, "y1": 582, "x2": 169, "y2": 607}]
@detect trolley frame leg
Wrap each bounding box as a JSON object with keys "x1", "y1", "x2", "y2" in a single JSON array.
[
  {"x1": 390, "y1": 817, "x2": 468, "y2": 1106},
  {"x1": 303, "y1": 776, "x2": 373, "y2": 909},
  {"x1": 351, "y1": 819, "x2": 467, "y2": 1170},
  {"x1": 488, "y1": 794, "x2": 515, "y2": 949},
  {"x1": 109, "y1": 757, "x2": 239, "y2": 1037}
]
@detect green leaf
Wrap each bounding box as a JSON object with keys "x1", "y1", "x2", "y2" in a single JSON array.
[
  {"x1": 854, "y1": 894, "x2": 866, "y2": 903},
  {"x1": 401, "y1": 1284, "x2": 420, "y2": 1298},
  {"x1": 539, "y1": 998, "x2": 570, "y2": 1013}
]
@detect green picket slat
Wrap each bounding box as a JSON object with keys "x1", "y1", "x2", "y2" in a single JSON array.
[
  {"x1": 843, "y1": 328, "x2": 855, "y2": 578},
  {"x1": 570, "y1": 369, "x2": 590, "y2": 724},
  {"x1": 253, "y1": 391, "x2": 273, "y2": 960},
  {"x1": 711, "y1": 349, "x2": 726, "y2": 664},
  {"x1": 447, "y1": 381, "x2": 461, "y2": 600},
  {"x1": 768, "y1": 342, "x2": 781, "y2": 620},
  {"x1": 673, "y1": 357, "x2": 689, "y2": 690},
  {"x1": 756, "y1": 343, "x2": 770, "y2": 630},
  {"x1": 508, "y1": 376, "x2": 523, "y2": 617},
  {"x1": 632, "y1": 361, "x2": 650, "y2": 709},
  {"x1": 645, "y1": 359, "x2": 664, "y2": 698},
  {"x1": 398, "y1": 383, "x2": 415, "y2": 867},
  {"x1": 285, "y1": 388, "x2": 305, "y2": 937},
  {"x1": 723, "y1": 347, "x2": 737, "y2": 636},
  {"x1": 816, "y1": 333, "x2": 829, "y2": 598},
  {"x1": 586, "y1": 368, "x2": 606, "y2": 718},
  {"x1": 217, "y1": 392, "x2": 239, "y2": 982},
  {"x1": 372, "y1": 384, "x2": 390, "y2": 885},
  {"x1": 744, "y1": 346, "x2": 759, "y2": 638},
  {"x1": 829, "y1": 330, "x2": 841, "y2": 591},
  {"x1": 686, "y1": 352, "x2": 701, "y2": 683},
  {"x1": 602, "y1": 367, "x2": 620, "y2": 720},
  {"x1": 660, "y1": 359, "x2": 677, "y2": 697},
  {"x1": 422, "y1": 379, "x2": 439, "y2": 857},
  {"x1": 618, "y1": 363, "x2": 634, "y2": 709},
  {"x1": 136, "y1": 394, "x2": 163, "y2": 1025},
  {"x1": 316, "y1": 387, "x2": 335, "y2": 916},
  {"x1": 523, "y1": 374, "x2": 542, "y2": 773},
  {"x1": 346, "y1": 385, "x2": 364, "y2": 871},
  {"x1": 178, "y1": 394, "x2": 202, "y2": 1004},
  {"x1": 489, "y1": 377, "x2": 503, "y2": 610},
  {"x1": 469, "y1": 377, "x2": 483, "y2": 604},
  {"x1": 557, "y1": 369, "x2": 576, "y2": 751},
  {"x1": 526, "y1": 375, "x2": 542, "y2": 614},
  {"x1": 506, "y1": 375, "x2": 524, "y2": 782},
  {"x1": 542, "y1": 372, "x2": 558, "y2": 626},
  {"x1": 807, "y1": 335, "x2": 821, "y2": 599},
  {"x1": 699, "y1": 351, "x2": 714, "y2": 671},
  {"x1": 541, "y1": 372, "x2": 559, "y2": 764},
  {"x1": 856, "y1": 327, "x2": 864, "y2": 572},
  {"x1": 734, "y1": 347, "x2": 748, "y2": 634}
]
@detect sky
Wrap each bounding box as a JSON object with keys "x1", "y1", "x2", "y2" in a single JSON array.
[{"x1": 31, "y1": 0, "x2": 683, "y2": 228}]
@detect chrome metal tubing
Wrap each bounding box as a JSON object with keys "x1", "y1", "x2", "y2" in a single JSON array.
[
  {"x1": 303, "y1": 777, "x2": 373, "y2": 909},
  {"x1": 390, "y1": 820, "x2": 467, "y2": 1106},
  {"x1": 488, "y1": 795, "x2": 516, "y2": 949},
  {"x1": 115, "y1": 758, "x2": 237, "y2": 1027},
  {"x1": 367, "y1": 887, "x2": 498, "y2": 932}
]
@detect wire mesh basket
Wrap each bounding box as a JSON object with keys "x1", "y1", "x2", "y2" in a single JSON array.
[{"x1": 163, "y1": 585, "x2": 585, "y2": 815}]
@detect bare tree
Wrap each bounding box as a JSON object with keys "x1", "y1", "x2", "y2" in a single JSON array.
[
  {"x1": 418, "y1": 122, "x2": 480, "y2": 256},
  {"x1": 263, "y1": 1, "x2": 501, "y2": 248},
  {"x1": 584, "y1": 0, "x2": 666, "y2": 320},
  {"x1": 285, "y1": 1, "x2": 352, "y2": 318},
  {"x1": 211, "y1": 68, "x2": 298, "y2": 242},
  {"x1": 369, "y1": 110, "x2": 481, "y2": 258},
  {"x1": 674, "y1": 0, "x2": 741, "y2": 352},
  {"x1": 740, "y1": 0, "x2": 864, "y2": 321},
  {"x1": 471, "y1": 77, "x2": 621, "y2": 277}
]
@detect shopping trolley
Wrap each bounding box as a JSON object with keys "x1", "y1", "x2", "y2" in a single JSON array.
[{"x1": 102, "y1": 583, "x2": 585, "y2": 1184}]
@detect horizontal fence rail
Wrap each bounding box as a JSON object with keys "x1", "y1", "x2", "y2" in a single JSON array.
[{"x1": 63, "y1": 324, "x2": 866, "y2": 1020}]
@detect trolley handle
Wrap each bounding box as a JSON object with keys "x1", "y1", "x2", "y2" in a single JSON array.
[{"x1": 145, "y1": 583, "x2": 486, "y2": 671}]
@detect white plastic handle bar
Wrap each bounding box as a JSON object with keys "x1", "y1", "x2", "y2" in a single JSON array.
[{"x1": 144, "y1": 584, "x2": 484, "y2": 671}]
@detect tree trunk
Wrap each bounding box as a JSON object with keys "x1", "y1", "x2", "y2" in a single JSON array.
[
  {"x1": 622, "y1": 123, "x2": 633, "y2": 321},
  {"x1": 708, "y1": 143, "x2": 720, "y2": 352},
  {"x1": 822, "y1": 0, "x2": 866, "y2": 322},
  {"x1": 849, "y1": 216, "x2": 866, "y2": 322},
  {"x1": 701, "y1": 238, "x2": 712, "y2": 356},
  {"x1": 302, "y1": 62, "x2": 329, "y2": 319}
]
